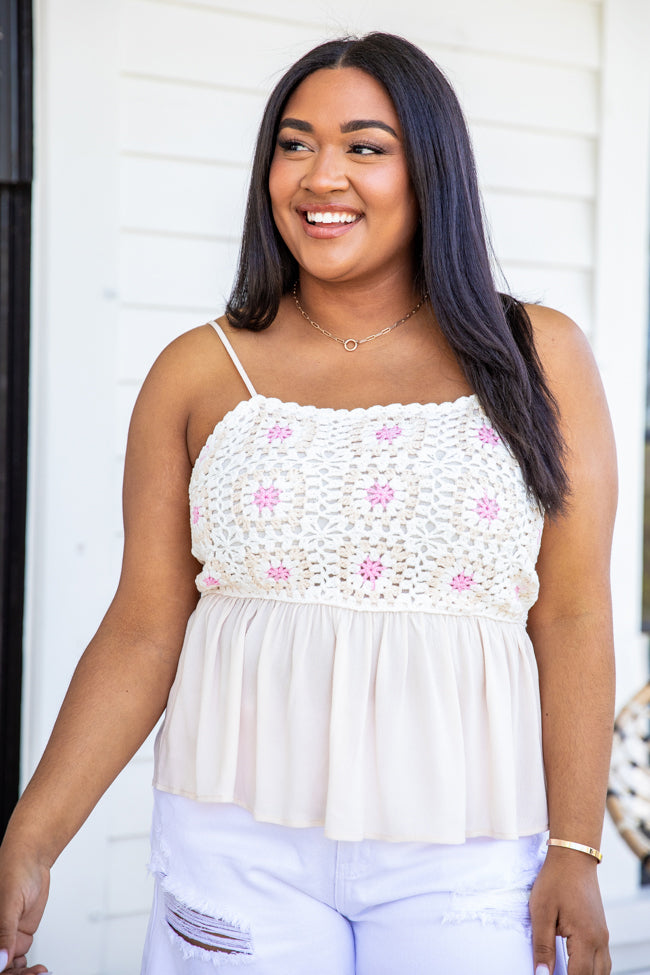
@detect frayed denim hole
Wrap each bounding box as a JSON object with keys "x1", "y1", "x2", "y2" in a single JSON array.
[
  {"x1": 163, "y1": 889, "x2": 254, "y2": 965},
  {"x1": 442, "y1": 885, "x2": 533, "y2": 938}
]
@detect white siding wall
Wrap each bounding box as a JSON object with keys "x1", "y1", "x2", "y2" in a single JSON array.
[{"x1": 26, "y1": 0, "x2": 650, "y2": 971}]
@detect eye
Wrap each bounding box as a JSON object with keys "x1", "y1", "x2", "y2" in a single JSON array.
[
  {"x1": 277, "y1": 137, "x2": 310, "y2": 153},
  {"x1": 348, "y1": 142, "x2": 386, "y2": 156}
]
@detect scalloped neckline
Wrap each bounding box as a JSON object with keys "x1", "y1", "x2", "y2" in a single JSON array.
[
  {"x1": 191, "y1": 391, "x2": 480, "y2": 474},
  {"x1": 248, "y1": 391, "x2": 478, "y2": 417}
]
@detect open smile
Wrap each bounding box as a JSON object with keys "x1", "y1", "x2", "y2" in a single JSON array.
[{"x1": 298, "y1": 206, "x2": 363, "y2": 238}]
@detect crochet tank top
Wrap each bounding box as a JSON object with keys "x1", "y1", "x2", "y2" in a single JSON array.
[{"x1": 153, "y1": 322, "x2": 548, "y2": 842}]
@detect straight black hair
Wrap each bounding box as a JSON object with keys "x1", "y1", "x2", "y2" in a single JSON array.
[{"x1": 226, "y1": 32, "x2": 568, "y2": 514}]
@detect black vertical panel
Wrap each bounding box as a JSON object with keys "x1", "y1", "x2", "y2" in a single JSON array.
[{"x1": 0, "y1": 0, "x2": 33, "y2": 835}]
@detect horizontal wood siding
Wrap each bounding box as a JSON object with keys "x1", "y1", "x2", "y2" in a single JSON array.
[
  {"x1": 170, "y1": 0, "x2": 601, "y2": 67},
  {"x1": 120, "y1": 156, "x2": 250, "y2": 237},
  {"x1": 472, "y1": 124, "x2": 597, "y2": 198}
]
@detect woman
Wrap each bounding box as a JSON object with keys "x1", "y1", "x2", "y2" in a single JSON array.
[{"x1": 0, "y1": 32, "x2": 615, "y2": 975}]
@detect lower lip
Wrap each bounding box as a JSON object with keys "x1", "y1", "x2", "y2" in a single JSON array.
[{"x1": 300, "y1": 213, "x2": 362, "y2": 239}]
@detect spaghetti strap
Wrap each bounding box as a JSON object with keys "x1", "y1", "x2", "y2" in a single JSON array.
[{"x1": 208, "y1": 320, "x2": 257, "y2": 398}]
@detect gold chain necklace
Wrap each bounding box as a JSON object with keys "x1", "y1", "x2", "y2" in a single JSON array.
[{"x1": 292, "y1": 283, "x2": 428, "y2": 352}]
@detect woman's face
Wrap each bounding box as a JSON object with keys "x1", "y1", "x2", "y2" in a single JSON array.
[{"x1": 268, "y1": 67, "x2": 419, "y2": 288}]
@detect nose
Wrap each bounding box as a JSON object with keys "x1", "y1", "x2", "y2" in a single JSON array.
[{"x1": 299, "y1": 147, "x2": 349, "y2": 194}]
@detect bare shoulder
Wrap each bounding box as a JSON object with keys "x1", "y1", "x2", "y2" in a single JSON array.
[
  {"x1": 132, "y1": 316, "x2": 257, "y2": 465},
  {"x1": 140, "y1": 321, "x2": 227, "y2": 398},
  {"x1": 523, "y1": 303, "x2": 598, "y2": 396},
  {"x1": 524, "y1": 302, "x2": 616, "y2": 509},
  {"x1": 525, "y1": 302, "x2": 616, "y2": 500},
  {"x1": 134, "y1": 318, "x2": 244, "y2": 424}
]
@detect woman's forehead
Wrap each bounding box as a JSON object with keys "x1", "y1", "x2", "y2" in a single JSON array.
[{"x1": 282, "y1": 67, "x2": 400, "y2": 131}]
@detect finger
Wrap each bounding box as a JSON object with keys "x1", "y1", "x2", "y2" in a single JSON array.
[
  {"x1": 532, "y1": 923, "x2": 556, "y2": 975},
  {"x1": 0, "y1": 950, "x2": 48, "y2": 975},
  {"x1": 594, "y1": 945, "x2": 612, "y2": 975},
  {"x1": 10, "y1": 959, "x2": 50, "y2": 975},
  {"x1": 0, "y1": 899, "x2": 20, "y2": 970},
  {"x1": 11, "y1": 937, "x2": 33, "y2": 963},
  {"x1": 565, "y1": 944, "x2": 597, "y2": 975}
]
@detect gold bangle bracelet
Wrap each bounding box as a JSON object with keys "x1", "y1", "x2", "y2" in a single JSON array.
[{"x1": 547, "y1": 838, "x2": 603, "y2": 863}]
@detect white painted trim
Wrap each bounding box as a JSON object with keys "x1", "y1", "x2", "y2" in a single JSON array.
[
  {"x1": 594, "y1": 0, "x2": 650, "y2": 922},
  {"x1": 593, "y1": 0, "x2": 650, "y2": 695}
]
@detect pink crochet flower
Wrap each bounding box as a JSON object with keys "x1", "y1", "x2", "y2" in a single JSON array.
[
  {"x1": 366, "y1": 481, "x2": 395, "y2": 510},
  {"x1": 191, "y1": 506, "x2": 201, "y2": 525},
  {"x1": 203, "y1": 575, "x2": 220, "y2": 588},
  {"x1": 267, "y1": 563, "x2": 291, "y2": 582},
  {"x1": 267, "y1": 424, "x2": 293, "y2": 443},
  {"x1": 376, "y1": 424, "x2": 402, "y2": 443},
  {"x1": 477, "y1": 425, "x2": 499, "y2": 446},
  {"x1": 253, "y1": 484, "x2": 281, "y2": 512},
  {"x1": 451, "y1": 572, "x2": 474, "y2": 592},
  {"x1": 359, "y1": 556, "x2": 384, "y2": 590},
  {"x1": 475, "y1": 495, "x2": 500, "y2": 521}
]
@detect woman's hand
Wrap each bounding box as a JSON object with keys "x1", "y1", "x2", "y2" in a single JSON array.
[
  {"x1": 0, "y1": 842, "x2": 50, "y2": 973},
  {"x1": 529, "y1": 847, "x2": 611, "y2": 974}
]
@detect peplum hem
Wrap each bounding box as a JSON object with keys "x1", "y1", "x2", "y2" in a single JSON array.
[{"x1": 154, "y1": 594, "x2": 548, "y2": 844}]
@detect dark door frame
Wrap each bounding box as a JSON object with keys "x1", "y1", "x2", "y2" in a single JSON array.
[{"x1": 0, "y1": 0, "x2": 33, "y2": 834}]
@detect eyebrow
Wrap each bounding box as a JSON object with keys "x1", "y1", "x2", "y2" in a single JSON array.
[{"x1": 278, "y1": 117, "x2": 399, "y2": 139}]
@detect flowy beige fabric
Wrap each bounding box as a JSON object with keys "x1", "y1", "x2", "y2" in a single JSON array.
[{"x1": 154, "y1": 366, "x2": 548, "y2": 842}]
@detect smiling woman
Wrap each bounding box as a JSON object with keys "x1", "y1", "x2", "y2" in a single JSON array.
[{"x1": 0, "y1": 32, "x2": 615, "y2": 975}]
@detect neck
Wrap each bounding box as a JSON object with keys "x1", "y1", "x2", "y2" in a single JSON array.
[{"x1": 296, "y1": 269, "x2": 423, "y2": 337}]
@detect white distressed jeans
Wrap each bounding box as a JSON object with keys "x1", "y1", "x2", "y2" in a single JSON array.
[{"x1": 141, "y1": 790, "x2": 568, "y2": 974}]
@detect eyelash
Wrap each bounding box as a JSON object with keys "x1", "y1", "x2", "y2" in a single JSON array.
[
  {"x1": 350, "y1": 141, "x2": 386, "y2": 155},
  {"x1": 276, "y1": 138, "x2": 386, "y2": 156},
  {"x1": 276, "y1": 138, "x2": 309, "y2": 152}
]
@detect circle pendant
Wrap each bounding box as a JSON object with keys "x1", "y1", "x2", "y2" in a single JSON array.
[{"x1": 344, "y1": 338, "x2": 359, "y2": 352}]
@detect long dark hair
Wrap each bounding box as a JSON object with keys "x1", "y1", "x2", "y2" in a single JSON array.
[{"x1": 226, "y1": 33, "x2": 568, "y2": 514}]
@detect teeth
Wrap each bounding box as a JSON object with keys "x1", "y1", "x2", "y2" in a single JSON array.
[{"x1": 306, "y1": 211, "x2": 358, "y2": 224}]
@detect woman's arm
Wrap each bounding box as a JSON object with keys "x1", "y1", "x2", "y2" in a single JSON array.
[
  {"x1": 0, "y1": 331, "x2": 209, "y2": 972},
  {"x1": 526, "y1": 306, "x2": 617, "y2": 975}
]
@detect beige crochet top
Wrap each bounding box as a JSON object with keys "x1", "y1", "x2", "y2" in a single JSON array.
[{"x1": 153, "y1": 322, "x2": 548, "y2": 843}]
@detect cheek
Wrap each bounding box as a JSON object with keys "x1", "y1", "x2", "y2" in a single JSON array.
[
  {"x1": 268, "y1": 166, "x2": 296, "y2": 241},
  {"x1": 268, "y1": 157, "x2": 292, "y2": 211},
  {"x1": 377, "y1": 179, "x2": 419, "y2": 243},
  {"x1": 268, "y1": 164, "x2": 299, "y2": 255},
  {"x1": 367, "y1": 167, "x2": 417, "y2": 221}
]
